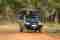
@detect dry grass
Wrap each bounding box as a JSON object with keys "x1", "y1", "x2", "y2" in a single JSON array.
[{"x1": 0, "y1": 22, "x2": 20, "y2": 32}]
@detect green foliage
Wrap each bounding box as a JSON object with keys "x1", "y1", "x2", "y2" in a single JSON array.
[
  {"x1": 53, "y1": 0, "x2": 60, "y2": 3},
  {"x1": 16, "y1": 0, "x2": 41, "y2": 8},
  {"x1": 0, "y1": 0, "x2": 16, "y2": 9},
  {"x1": 16, "y1": 0, "x2": 27, "y2": 8},
  {"x1": 31, "y1": 0, "x2": 41, "y2": 8},
  {"x1": 0, "y1": 0, "x2": 60, "y2": 9},
  {"x1": 48, "y1": 0, "x2": 60, "y2": 8},
  {"x1": 0, "y1": 0, "x2": 41, "y2": 9}
]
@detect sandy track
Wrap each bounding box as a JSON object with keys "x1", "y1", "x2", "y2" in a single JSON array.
[
  {"x1": 16, "y1": 33, "x2": 60, "y2": 40},
  {"x1": 0, "y1": 23, "x2": 59, "y2": 40},
  {"x1": 0, "y1": 33, "x2": 60, "y2": 40},
  {"x1": 0, "y1": 33, "x2": 16, "y2": 40}
]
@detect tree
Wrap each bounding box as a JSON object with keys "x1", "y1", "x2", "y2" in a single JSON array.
[
  {"x1": 48, "y1": 0, "x2": 60, "y2": 23},
  {"x1": 48, "y1": 0, "x2": 60, "y2": 8},
  {"x1": 0, "y1": 0, "x2": 16, "y2": 23},
  {"x1": 16, "y1": 0, "x2": 41, "y2": 9}
]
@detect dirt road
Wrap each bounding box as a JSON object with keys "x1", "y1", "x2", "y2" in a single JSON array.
[
  {"x1": 0, "y1": 32, "x2": 60, "y2": 40},
  {"x1": 16, "y1": 33, "x2": 60, "y2": 40},
  {"x1": 0, "y1": 23, "x2": 59, "y2": 40}
]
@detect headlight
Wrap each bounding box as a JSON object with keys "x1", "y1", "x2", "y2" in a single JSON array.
[
  {"x1": 38, "y1": 22, "x2": 42, "y2": 25},
  {"x1": 25, "y1": 22, "x2": 30, "y2": 25}
]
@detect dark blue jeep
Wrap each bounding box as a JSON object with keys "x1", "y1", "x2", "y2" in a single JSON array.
[
  {"x1": 16, "y1": 8, "x2": 43, "y2": 32},
  {"x1": 24, "y1": 15, "x2": 43, "y2": 32}
]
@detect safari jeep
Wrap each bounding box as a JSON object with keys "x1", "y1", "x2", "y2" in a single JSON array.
[
  {"x1": 16, "y1": 8, "x2": 48, "y2": 32},
  {"x1": 24, "y1": 15, "x2": 43, "y2": 32}
]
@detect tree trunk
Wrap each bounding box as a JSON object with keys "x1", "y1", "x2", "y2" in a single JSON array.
[
  {"x1": 40, "y1": 0, "x2": 48, "y2": 23},
  {"x1": 56, "y1": 8, "x2": 60, "y2": 23}
]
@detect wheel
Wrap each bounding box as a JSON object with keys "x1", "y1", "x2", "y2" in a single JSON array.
[
  {"x1": 38, "y1": 25, "x2": 43, "y2": 32},
  {"x1": 20, "y1": 27, "x2": 23, "y2": 32}
]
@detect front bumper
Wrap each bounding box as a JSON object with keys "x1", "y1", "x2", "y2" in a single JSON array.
[{"x1": 24, "y1": 24, "x2": 43, "y2": 30}]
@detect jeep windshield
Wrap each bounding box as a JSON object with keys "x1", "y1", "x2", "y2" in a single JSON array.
[{"x1": 25, "y1": 16, "x2": 40, "y2": 23}]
